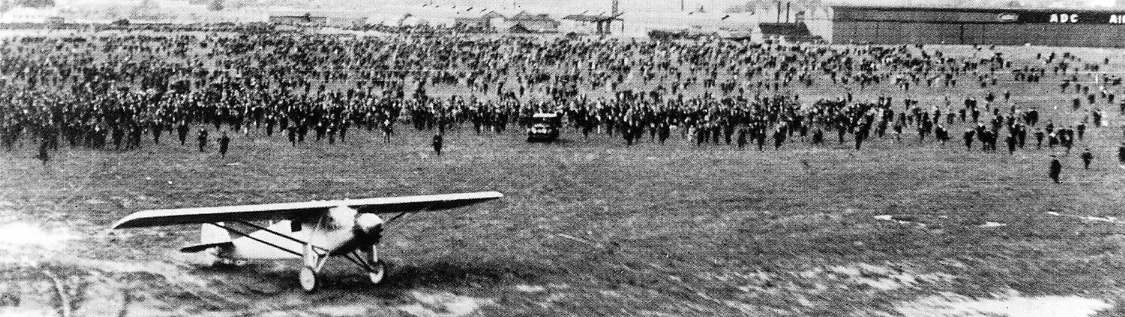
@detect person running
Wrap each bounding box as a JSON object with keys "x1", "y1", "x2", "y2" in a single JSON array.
[
  {"x1": 432, "y1": 133, "x2": 443, "y2": 156},
  {"x1": 36, "y1": 141, "x2": 49, "y2": 166},
  {"x1": 218, "y1": 131, "x2": 231, "y2": 158},
  {"x1": 1049, "y1": 155, "x2": 1062, "y2": 183},
  {"x1": 197, "y1": 127, "x2": 209, "y2": 152},
  {"x1": 1118, "y1": 142, "x2": 1125, "y2": 165},
  {"x1": 1080, "y1": 148, "x2": 1093, "y2": 170}
]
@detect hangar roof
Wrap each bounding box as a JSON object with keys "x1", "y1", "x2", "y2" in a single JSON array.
[{"x1": 830, "y1": 5, "x2": 1125, "y2": 14}]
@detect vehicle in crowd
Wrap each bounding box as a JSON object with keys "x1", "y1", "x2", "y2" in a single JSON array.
[{"x1": 527, "y1": 112, "x2": 561, "y2": 142}]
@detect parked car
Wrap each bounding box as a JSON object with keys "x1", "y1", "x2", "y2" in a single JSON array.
[{"x1": 527, "y1": 113, "x2": 561, "y2": 142}]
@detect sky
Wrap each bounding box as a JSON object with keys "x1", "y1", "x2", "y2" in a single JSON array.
[
  {"x1": 37, "y1": 0, "x2": 1125, "y2": 13},
  {"x1": 1, "y1": 0, "x2": 1120, "y2": 25},
  {"x1": 294, "y1": 0, "x2": 1122, "y2": 11}
]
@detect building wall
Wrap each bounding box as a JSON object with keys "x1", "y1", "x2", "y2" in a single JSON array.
[
  {"x1": 510, "y1": 20, "x2": 559, "y2": 32},
  {"x1": 834, "y1": 20, "x2": 1125, "y2": 47},
  {"x1": 268, "y1": 16, "x2": 328, "y2": 26},
  {"x1": 832, "y1": 7, "x2": 1125, "y2": 48},
  {"x1": 328, "y1": 17, "x2": 366, "y2": 27},
  {"x1": 454, "y1": 18, "x2": 490, "y2": 29},
  {"x1": 561, "y1": 20, "x2": 599, "y2": 34}
]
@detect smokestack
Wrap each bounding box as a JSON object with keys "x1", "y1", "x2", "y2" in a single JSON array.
[
  {"x1": 786, "y1": 2, "x2": 791, "y2": 23},
  {"x1": 776, "y1": 1, "x2": 781, "y2": 23}
]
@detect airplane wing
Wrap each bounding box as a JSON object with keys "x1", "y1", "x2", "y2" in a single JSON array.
[{"x1": 112, "y1": 191, "x2": 503, "y2": 229}]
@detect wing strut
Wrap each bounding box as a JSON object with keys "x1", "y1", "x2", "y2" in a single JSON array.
[
  {"x1": 386, "y1": 212, "x2": 410, "y2": 224},
  {"x1": 208, "y1": 222, "x2": 303, "y2": 257},
  {"x1": 233, "y1": 220, "x2": 329, "y2": 253}
]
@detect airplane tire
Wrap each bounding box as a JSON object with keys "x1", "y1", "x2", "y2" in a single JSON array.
[
  {"x1": 212, "y1": 258, "x2": 233, "y2": 267},
  {"x1": 299, "y1": 266, "x2": 318, "y2": 292},
  {"x1": 202, "y1": 248, "x2": 223, "y2": 267},
  {"x1": 368, "y1": 260, "x2": 386, "y2": 285}
]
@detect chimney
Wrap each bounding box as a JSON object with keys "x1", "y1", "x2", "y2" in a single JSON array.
[
  {"x1": 776, "y1": 1, "x2": 782, "y2": 23},
  {"x1": 786, "y1": 2, "x2": 791, "y2": 23}
]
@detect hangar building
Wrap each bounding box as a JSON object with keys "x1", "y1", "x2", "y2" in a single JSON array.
[{"x1": 831, "y1": 6, "x2": 1125, "y2": 47}]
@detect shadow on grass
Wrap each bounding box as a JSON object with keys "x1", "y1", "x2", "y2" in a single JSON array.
[
  {"x1": 185, "y1": 257, "x2": 556, "y2": 298},
  {"x1": 527, "y1": 138, "x2": 575, "y2": 145},
  {"x1": 380, "y1": 258, "x2": 553, "y2": 289}
]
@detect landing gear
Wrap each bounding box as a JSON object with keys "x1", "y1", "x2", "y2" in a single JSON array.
[
  {"x1": 365, "y1": 246, "x2": 385, "y2": 285},
  {"x1": 300, "y1": 243, "x2": 327, "y2": 292},
  {"x1": 368, "y1": 261, "x2": 386, "y2": 285},
  {"x1": 204, "y1": 247, "x2": 242, "y2": 267},
  {"x1": 203, "y1": 247, "x2": 225, "y2": 266},
  {"x1": 299, "y1": 266, "x2": 318, "y2": 292},
  {"x1": 294, "y1": 212, "x2": 393, "y2": 291}
]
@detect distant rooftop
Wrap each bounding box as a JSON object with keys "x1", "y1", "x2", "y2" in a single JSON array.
[
  {"x1": 509, "y1": 11, "x2": 557, "y2": 21},
  {"x1": 562, "y1": 14, "x2": 620, "y2": 22},
  {"x1": 830, "y1": 5, "x2": 1125, "y2": 12}
]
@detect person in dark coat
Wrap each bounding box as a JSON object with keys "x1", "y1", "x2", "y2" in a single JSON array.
[
  {"x1": 736, "y1": 129, "x2": 747, "y2": 149},
  {"x1": 1118, "y1": 142, "x2": 1125, "y2": 165},
  {"x1": 382, "y1": 119, "x2": 393, "y2": 143},
  {"x1": 963, "y1": 129, "x2": 975, "y2": 150},
  {"x1": 178, "y1": 121, "x2": 189, "y2": 146},
  {"x1": 1033, "y1": 128, "x2": 1044, "y2": 149},
  {"x1": 197, "y1": 127, "x2": 208, "y2": 152},
  {"x1": 432, "y1": 133, "x2": 443, "y2": 156},
  {"x1": 657, "y1": 124, "x2": 669, "y2": 144},
  {"x1": 287, "y1": 125, "x2": 297, "y2": 147},
  {"x1": 773, "y1": 128, "x2": 785, "y2": 150},
  {"x1": 1049, "y1": 156, "x2": 1062, "y2": 183},
  {"x1": 1080, "y1": 148, "x2": 1093, "y2": 170},
  {"x1": 151, "y1": 121, "x2": 163, "y2": 145},
  {"x1": 36, "y1": 141, "x2": 49, "y2": 166},
  {"x1": 854, "y1": 127, "x2": 866, "y2": 150},
  {"x1": 218, "y1": 131, "x2": 231, "y2": 158}
]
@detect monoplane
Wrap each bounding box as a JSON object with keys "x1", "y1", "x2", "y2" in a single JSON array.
[{"x1": 112, "y1": 191, "x2": 503, "y2": 292}]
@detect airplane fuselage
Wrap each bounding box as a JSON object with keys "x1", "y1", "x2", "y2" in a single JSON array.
[{"x1": 212, "y1": 206, "x2": 381, "y2": 260}]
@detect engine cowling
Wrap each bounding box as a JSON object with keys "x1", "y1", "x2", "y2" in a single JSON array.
[{"x1": 352, "y1": 213, "x2": 384, "y2": 246}]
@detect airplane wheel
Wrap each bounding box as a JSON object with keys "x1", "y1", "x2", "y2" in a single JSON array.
[
  {"x1": 202, "y1": 248, "x2": 223, "y2": 266},
  {"x1": 212, "y1": 258, "x2": 232, "y2": 267},
  {"x1": 368, "y1": 260, "x2": 386, "y2": 285},
  {"x1": 299, "y1": 266, "x2": 318, "y2": 292},
  {"x1": 209, "y1": 258, "x2": 243, "y2": 267}
]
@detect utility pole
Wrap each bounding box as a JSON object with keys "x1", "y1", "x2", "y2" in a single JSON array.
[{"x1": 785, "y1": 2, "x2": 790, "y2": 23}]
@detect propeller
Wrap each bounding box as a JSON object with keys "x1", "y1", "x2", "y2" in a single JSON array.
[
  {"x1": 352, "y1": 213, "x2": 384, "y2": 246},
  {"x1": 326, "y1": 206, "x2": 383, "y2": 247}
]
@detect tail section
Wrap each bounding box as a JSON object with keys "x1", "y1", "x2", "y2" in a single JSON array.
[{"x1": 180, "y1": 223, "x2": 234, "y2": 253}]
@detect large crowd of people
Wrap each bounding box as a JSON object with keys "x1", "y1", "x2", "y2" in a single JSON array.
[{"x1": 2, "y1": 25, "x2": 1123, "y2": 176}]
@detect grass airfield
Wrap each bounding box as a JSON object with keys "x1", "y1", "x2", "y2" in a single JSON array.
[{"x1": 1, "y1": 44, "x2": 1125, "y2": 316}]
